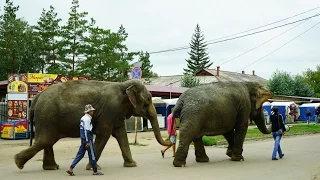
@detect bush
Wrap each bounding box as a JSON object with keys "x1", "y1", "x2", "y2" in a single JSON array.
[{"x1": 202, "y1": 136, "x2": 216, "y2": 146}]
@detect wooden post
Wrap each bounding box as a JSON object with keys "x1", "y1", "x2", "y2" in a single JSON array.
[{"x1": 134, "y1": 117, "x2": 138, "y2": 144}]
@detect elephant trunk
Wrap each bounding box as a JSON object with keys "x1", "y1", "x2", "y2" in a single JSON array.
[
  {"x1": 147, "y1": 104, "x2": 172, "y2": 146},
  {"x1": 253, "y1": 108, "x2": 271, "y2": 134}
]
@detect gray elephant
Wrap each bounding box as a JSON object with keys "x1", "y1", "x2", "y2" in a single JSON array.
[
  {"x1": 171, "y1": 81, "x2": 272, "y2": 167},
  {"x1": 14, "y1": 80, "x2": 171, "y2": 170}
]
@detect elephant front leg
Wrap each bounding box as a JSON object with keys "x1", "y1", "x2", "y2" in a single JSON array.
[
  {"x1": 231, "y1": 121, "x2": 248, "y2": 161},
  {"x1": 112, "y1": 125, "x2": 137, "y2": 167},
  {"x1": 193, "y1": 137, "x2": 209, "y2": 163},
  {"x1": 86, "y1": 133, "x2": 111, "y2": 170}
]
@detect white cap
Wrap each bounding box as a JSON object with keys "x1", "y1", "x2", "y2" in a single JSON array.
[{"x1": 84, "y1": 104, "x2": 96, "y2": 113}]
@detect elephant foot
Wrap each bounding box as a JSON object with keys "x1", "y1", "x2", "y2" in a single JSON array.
[
  {"x1": 123, "y1": 160, "x2": 137, "y2": 167},
  {"x1": 43, "y1": 163, "x2": 59, "y2": 170},
  {"x1": 196, "y1": 155, "x2": 209, "y2": 163},
  {"x1": 226, "y1": 149, "x2": 233, "y2": 158},
  {"x1": 14, "y1": 154, "x2": 25, "y2": 170},
  {"x1": 231, "y1": 154, "x2": 244, "y2": 161},
  {"x1": 86, "y1": 163, "x2": 101, "y2": 170},
  {"x1": 173, "y1": 158, "x2": 186, "y2": 167}
]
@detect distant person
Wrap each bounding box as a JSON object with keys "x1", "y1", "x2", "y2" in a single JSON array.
[
  {"x1": 316, "y1": 106, "x2": 320, "y2": 124},
  {"x1": 306, "y1": 109, "x2": 311, "y2": 125},
  {"x1": 66, "y1": 104, "x2": 104, "y2": 176},
  {"x1": 270, "y1": 106, "x2": 286, "y2": 160},
  {"x1": 161, "y1": 113, "x2": 177, "y2": 158},
  {"x1": 263, "y1": 109, "x2": 269, "y2": 125}
]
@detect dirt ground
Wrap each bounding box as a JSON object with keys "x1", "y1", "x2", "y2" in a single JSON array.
[{"x1": 0, "y1": 131, "x2": 320, "y2": 180}]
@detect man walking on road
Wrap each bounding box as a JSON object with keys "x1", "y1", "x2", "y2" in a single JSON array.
[{"x1": 66, "y1": 104, "x2": 104, "y2": 176}]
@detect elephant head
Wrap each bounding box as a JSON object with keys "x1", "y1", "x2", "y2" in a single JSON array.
[
  {"x1": 245, "y1": 82, "x2": 273, "y2": 134},
  {"x1": 123, "y1": 80, "x2": 171, "y2": 146}
]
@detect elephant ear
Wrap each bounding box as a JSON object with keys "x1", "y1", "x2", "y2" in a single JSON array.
[
  {"x1": 126, "y1": 85, "x2": 137, "y2": 108},
  {"x1": 255, "y1": 87, "x2": 272, "y2": 109}
]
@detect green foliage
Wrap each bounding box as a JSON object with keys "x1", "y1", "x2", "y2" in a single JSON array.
[
  {"x1": 184, "y1": 24, "x2": 213, "y2": 75},
  {"x1": 202, "y1": 136, "x2": 217, "y2": 146},
  {"x1": 0, "y1": 0, "x2": 43, "y2": 80},
  {"x1": 0, "y1": 0, "x2": 154, "y2": 81},
  {"x1": 138, "y1": 51, "x2": 158, "y2": 78},
  {"x1": 180, "y1": 73, "x2": 200, "y2": 88},
  {"x1": 60, "y1": 0, "x2": 90, "y2": 75},
  {"x1": 303, "y1": 65, "x2": 320, "y2": 97},
  {"x1": 267, "y1": 70, "x2": 314, "y2": 97},
  {"x1": 35, "y1": 5, "x2": 64, "y2": 74}
]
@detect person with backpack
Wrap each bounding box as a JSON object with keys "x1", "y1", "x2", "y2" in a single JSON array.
[{"x1": 270, "y1": 106, "x2": 286, "y2": 160}]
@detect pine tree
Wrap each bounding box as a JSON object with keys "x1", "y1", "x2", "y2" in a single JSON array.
[
  {"x1": 184, "y1": 24, "x2": 212, "y2": 75},
  {"x1": 35, "y1": 5, "x2": 64, "y2": 74},
  {"x1": 138, "y1": 51, "x2": 158, "y2": 78},
  {"x1": 61, "y1": 0, "x2": 90, "y2": 75}
]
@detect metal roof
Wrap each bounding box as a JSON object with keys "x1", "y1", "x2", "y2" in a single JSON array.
[{"x1": 142, "y1": 69, "x2": 268, "y2": 87}]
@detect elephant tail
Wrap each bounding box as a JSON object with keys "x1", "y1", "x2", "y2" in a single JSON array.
[
  {"x1": 29, "y1": 94, "x2": 40, "y2": 147},
  {"x1": 168, "y1": 99, "x2": 183, "y2": 140}
]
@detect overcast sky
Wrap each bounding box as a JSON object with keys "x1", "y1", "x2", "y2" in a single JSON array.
[{"x1": 3, "y1": 0, "x2": 320, "y2": 80}]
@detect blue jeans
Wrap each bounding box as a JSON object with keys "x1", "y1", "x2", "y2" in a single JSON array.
[
  {"x1": 272, "y1": 132, "x2": 283, "y2": 159},
  {"x1": 70, "y1": 139, "x2": 98, "y2": 172}
]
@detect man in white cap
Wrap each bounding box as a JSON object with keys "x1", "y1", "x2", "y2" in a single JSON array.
[{"x1": 66, "y1": 104, "x2": 104, "y2": 176}]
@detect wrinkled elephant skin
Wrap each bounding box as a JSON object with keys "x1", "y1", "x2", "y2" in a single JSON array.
[
  {"x1": 14, "y1": 80, "x2": 170, "y2": 171},
  {"x1": 172, "y1": 81, "x2": 272, "y2": 167}
]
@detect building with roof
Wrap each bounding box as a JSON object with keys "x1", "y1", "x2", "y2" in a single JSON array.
[{"x1": 141, "y1": 66, "x2": 268, "y2": 98}]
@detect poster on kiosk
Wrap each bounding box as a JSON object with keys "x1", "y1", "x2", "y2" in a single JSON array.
[{"x1": 1, "y1": 73, "x2": 89, "y2": 140}]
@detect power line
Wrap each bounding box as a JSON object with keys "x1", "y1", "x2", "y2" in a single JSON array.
[
  {"x1": 219, "y1": 17, "x2": 310, "y2": 66},
  {"x1": 149, "y1": 10, "x2": 320, "y2": 55},
  {"x1": 237, "y1": 21, "x2": 320, "y2": 72}
]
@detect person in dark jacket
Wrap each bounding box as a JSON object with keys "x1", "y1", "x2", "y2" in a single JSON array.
[
  {"x1": 270, "y1": 106, "x2": 286, "y2": 160},
  {"x1": 66, "y1": 104, "x2": 104, "y2": 176},
  {"x1": 316, "y1": 106, "x2": 320, "y2": 124},
  {"x1": 306, "y1": 109, "x2": 312, "y2": 125}
]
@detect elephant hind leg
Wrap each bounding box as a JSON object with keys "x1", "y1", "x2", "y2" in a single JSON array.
[
  {"x1": 14, "y1": 137, "x2": 50, "y2": 170},
  {"x1": 223, "y1": 130, "x2": 235, "y2": 158},
  {"x1": 193, "y1": 137, "x2": 209, "y2": 163}
]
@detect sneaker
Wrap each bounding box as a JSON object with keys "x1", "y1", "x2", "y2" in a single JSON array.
[
  {"x1": 272, "y1": 158, "x2": 278, "y2": 160},
  {"x1": 280, "y1": 154, "x2": 284, "y2": 159}
]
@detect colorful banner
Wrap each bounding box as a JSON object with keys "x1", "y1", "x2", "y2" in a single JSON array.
[
  {"x1": 7, "y1": 100, "x2": 28, "y2": 120},
  {"x1": 1, "y1": 120, "x2": 28, "y2": 139},
  {"x1": 27, "y1": 73, "x2": 58, "y2": 83},
  {"x1": 7, "y1": 74, "x2": 28, "y2": 93}
]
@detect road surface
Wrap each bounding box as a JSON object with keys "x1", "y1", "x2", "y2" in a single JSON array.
[{"x1": 0, "y1": 131, "x2": 319, "y2": 180}]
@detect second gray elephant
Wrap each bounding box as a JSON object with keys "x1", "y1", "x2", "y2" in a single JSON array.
[{"x1": 171, "y1": 81, "x2": 272, "y2": 167}]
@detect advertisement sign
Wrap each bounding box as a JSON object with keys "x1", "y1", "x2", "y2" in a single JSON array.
[
  {"x1": 7, "y1": 100, "x2": 28, "y2": 120},
  {"x1": 27, "y1": 74, "x2": 89, "y2": 98},
  {"x1": 1, "y1": 120, "x2": 28, "y2": 139},
  {"x1": 7, "y1": 74, "x2": 28, "y2": 93}
]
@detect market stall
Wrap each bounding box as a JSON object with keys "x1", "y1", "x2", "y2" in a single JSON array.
[{"x1": 1, "y1": 73, "x2": 89, "y2": 139}]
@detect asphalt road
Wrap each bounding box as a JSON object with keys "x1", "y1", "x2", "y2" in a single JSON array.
[{"x1": 0, "y1": 132, "x2": 319, "y2": 180}]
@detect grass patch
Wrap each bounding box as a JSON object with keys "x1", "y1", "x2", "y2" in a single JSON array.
[
  {"x1": 203, "y1": 123, "x2": 320, "y2": 146},
  {"x1": 129, "y1": 142, "x2": 148, "y2": 146}
]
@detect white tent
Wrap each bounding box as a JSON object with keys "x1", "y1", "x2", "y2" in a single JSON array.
[{"x1": 299, "y1": 103, "x2": 320, "y2": 108}]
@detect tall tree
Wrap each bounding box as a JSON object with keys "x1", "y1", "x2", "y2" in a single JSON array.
[
  {"x1": 184, "y1": 24, "x2": 212, "y2": 75},
  {"x1": 35, "y1": 5, "x2": 64, "y2": 74},
  {"x1": 61, "y1": 0, "x2": 90, "y2": 75},
  {"x1": 0, "y1": 0, "x2": 42, "y2": 80},
  {"x1": 81, "y1": 24, "x2": 135, "y2": 81},
  {"x1": 293, "y1": 75, "x2": 314, "y2": 97},
  {"x1": 138, "y1": 51, "x2": 158, "y2": 78},
  {"x1": 304, "y1": 65, "x2": 320, "y2": 97}
]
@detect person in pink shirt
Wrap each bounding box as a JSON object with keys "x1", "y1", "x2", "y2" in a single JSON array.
[{"x1": 161, "y1": 113, "x2": 177, "y2": 158}]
